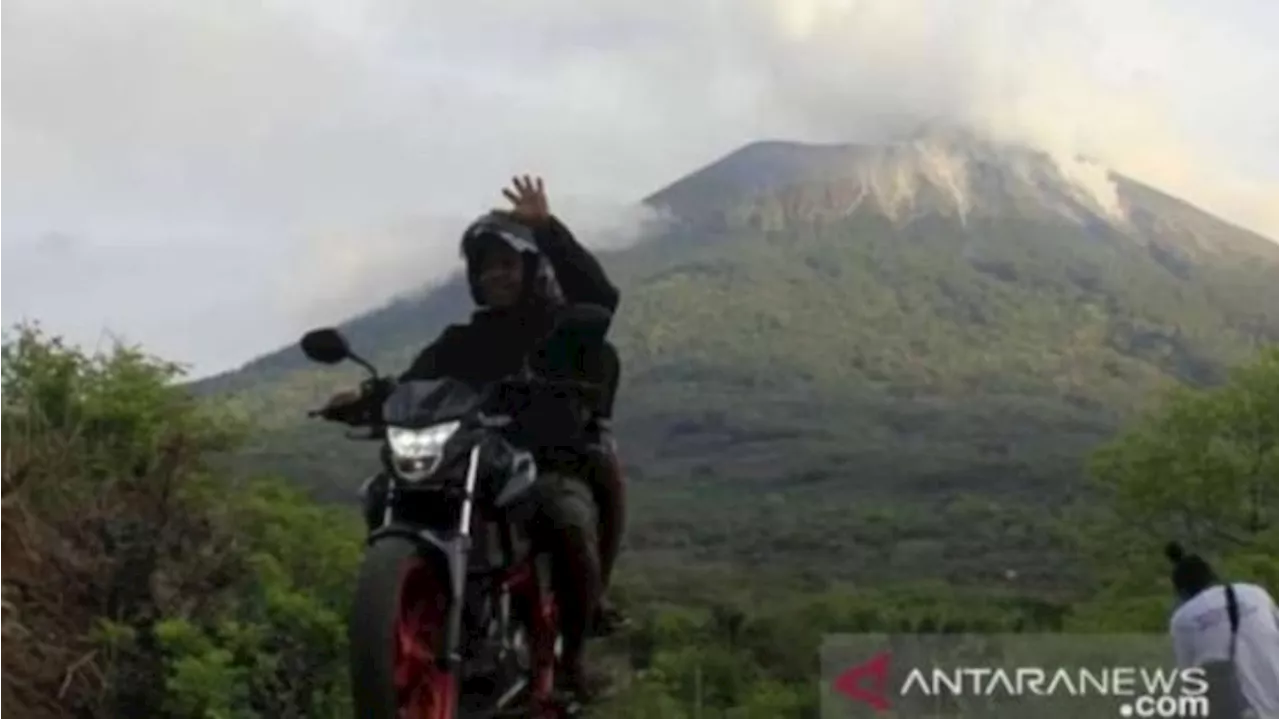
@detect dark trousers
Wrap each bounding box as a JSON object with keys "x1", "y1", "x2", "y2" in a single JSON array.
[
  {"x1": 581, "y1": 428, "x2": 626, "y2": 590},
  {"x1": 530, "y1": 473, "x2": 600, "y2": 670}
]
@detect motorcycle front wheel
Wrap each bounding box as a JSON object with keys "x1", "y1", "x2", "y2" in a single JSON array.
[{"x1": 348, "y1": 536, "x2": 458, "y2": 719}]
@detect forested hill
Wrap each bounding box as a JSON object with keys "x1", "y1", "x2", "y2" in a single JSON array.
[{"x1": 193, "y1": 127, "x2": 1278, "y2": 587}]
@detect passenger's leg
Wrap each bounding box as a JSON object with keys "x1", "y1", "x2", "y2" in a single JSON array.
[
  {"x1": 535, "y1": 475, "x2": 605, "y2": 698},
  {"x1": 589, "y1": 432, "x2": 627, "y2": 592}
]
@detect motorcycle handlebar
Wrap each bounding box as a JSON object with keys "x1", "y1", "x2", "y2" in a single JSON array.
[{"x1": 306, "y1": 375, "x2": 604, "y2": 427}]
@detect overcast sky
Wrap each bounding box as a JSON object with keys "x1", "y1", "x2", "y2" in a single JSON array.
[{"x1": 3, "y1": 0, "x2": 1277, "y2": 377}]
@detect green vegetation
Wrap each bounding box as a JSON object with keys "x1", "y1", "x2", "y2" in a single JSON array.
[
  {"x1": 1067, "y1": 346, "x2": 1279, "y2": 630},
  {"x1": 4, "y1": 324, "x2": 1274, "y2": 717},
  {"x1": 2, "y1": 326, "x2": 360, "y2": 718}
]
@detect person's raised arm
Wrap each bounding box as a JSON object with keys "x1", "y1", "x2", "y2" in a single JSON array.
[{"x1": 499, "y1": 175, "x2": 620, "y2": 312}]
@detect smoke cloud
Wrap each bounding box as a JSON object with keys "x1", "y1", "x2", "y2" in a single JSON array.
[
  {"x1": 276, "y1": 199, "x2": 672, "y2": 331},
  {"x1": 3, "y1": 0, "x2": 1275, "y2": 374}
]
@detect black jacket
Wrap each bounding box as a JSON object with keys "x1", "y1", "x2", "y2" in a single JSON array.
[{"x1": 399, "y1": 216, "x2": 620, "y2": 417}]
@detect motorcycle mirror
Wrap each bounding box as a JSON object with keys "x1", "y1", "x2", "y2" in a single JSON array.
[{"x1": 299, "y1": 328, "x2": 351, "y2": 365}]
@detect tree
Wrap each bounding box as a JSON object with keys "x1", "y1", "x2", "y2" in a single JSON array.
[
  {"x1": 1094, "y1": 346, "x2": 1276, "y2": 545},
  {"x1": 1, "y1": 324, "x2": 360, "y2": 717},
  {"x1": 1070, "y1": 346, "x2": 1278, "y2": 629}
]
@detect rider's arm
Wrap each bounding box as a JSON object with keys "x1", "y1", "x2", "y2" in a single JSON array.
[
  {"x1": 321, "y1": 381, "x2": 388, "y2": 425},
  {"x1": 529, "y1": 216, "x2": 620, "y2": 312},
  {"x1": 399, "y1": 326, "x2": 466, "y2": 382}
]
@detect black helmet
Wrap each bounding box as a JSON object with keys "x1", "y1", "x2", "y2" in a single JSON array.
[{"x1": 459, "y1": 212, "x2": 563, "y2": 308}]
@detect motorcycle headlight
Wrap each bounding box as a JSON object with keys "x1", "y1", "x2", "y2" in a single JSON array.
[{"x1": 387, "y1": 421, "x2": 460, "y2": 481}]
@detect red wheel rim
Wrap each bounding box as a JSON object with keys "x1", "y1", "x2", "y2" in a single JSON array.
[{"x1": 393, "y1": 559, "x2": 457, "y2": 719}]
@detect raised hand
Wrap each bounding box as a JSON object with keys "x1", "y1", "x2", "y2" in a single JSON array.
[{"x1": 500, "y1": 175, "x2": 551, "y2": 225}]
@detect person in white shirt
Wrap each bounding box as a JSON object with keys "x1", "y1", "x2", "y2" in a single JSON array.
[{"x1": 1166, "y1": 542, "x2": 1280, "y2": 718}]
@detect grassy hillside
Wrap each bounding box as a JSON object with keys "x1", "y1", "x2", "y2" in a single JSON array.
[{"x1": 195, "y1": 138, "x2": 1278, "y2": 588}]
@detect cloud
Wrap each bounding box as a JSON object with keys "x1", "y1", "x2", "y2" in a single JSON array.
[
  {"x1": 738, "y1": 0, "x2": 1278, "y2": 237},
  {"x1": 0, "y1": 230, "x2": 295, "y2": 374},
  {"x1": 3, "y1": 0, "x2": 1275, "y2": 374},
  {"x1": 276, "y1": 198, "x2": 674, "y2": 329}
]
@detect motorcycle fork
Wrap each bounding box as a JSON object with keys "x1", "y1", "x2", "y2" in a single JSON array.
[
  {"x1": 374, "y1": 446, "x2": 527, "y2": 673},
  {"x1": 438, "y1": 444, "x2": 483, "y2": 672}
]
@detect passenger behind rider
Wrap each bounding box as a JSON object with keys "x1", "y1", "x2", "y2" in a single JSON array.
[{"x1": 324, "y1": 176, "x2": 627, "y2": 702}]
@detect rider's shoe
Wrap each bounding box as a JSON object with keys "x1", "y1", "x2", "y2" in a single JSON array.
[
  {"x1": 589, "y1": 599, "x2": 632, "y2": 637},
  {"x1": 556, "y1": 661, "x2": 615, "y2": 709}
]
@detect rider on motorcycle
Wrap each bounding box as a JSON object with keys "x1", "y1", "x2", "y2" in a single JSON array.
[{"x1": 326, "y1": 176, "x2": 626, "y2": 701}]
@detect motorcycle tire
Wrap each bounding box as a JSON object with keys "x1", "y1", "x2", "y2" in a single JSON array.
[{"x1": 349, "y1": 536, "x2": 458, "y2": 719}]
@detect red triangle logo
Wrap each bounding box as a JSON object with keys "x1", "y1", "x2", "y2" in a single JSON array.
[{"x1": 833, "y1": 651, "x2": 892, "y2": 711}]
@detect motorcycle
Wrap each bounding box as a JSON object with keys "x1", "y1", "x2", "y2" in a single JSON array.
[{"x1": 298, "y1": 304, "x2": 612, "y2": 719}]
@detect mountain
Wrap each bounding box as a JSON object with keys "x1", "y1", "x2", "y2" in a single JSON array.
[
  {"x1": 652, "y1": 128, "x2": 1275, "y2": 259},
  {"x1": 197, "y1": 127, "x2": 1278, "y2": 588}
]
